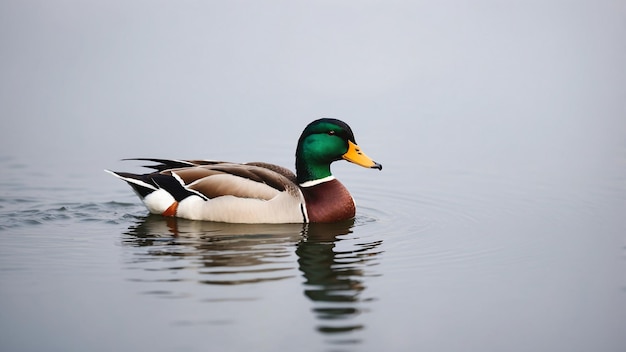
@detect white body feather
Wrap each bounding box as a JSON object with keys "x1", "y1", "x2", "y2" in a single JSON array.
[{"x1": 172, "y1": 192, "x2": 305, "y2": 223}]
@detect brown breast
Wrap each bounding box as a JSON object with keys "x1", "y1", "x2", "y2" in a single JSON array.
[{"x1": 300, "y1": 179, "x2": 356, "y2": 222}]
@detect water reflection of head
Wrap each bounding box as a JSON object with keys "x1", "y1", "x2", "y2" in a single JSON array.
[{"x1": 296, "y1": 219, "x2": 383, "y2": 335}]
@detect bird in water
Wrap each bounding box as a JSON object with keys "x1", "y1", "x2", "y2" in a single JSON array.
[{"x1": 106, "y1": 118, "x2": 382, "y2": 223}]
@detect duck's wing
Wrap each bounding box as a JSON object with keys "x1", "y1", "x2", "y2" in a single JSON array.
[
  {"x1": 244, "y1": 162, "x2": 297, "y2": 183},
  {"x1": 124, "y1": 158, "x2": 297, "y2": 183},
  {"x1": 109, "y1": 160, "x2": 301, "y2": 202},
  {"x1": 169, "y1": 163, "x2": 300, "y2": 200}
]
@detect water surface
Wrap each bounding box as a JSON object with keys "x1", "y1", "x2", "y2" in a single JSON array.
[{"x1": 1, "y1": 150, "x2": 624, "y2": 351}]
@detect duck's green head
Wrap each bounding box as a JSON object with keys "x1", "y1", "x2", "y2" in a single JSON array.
[{"x1": 295, "y1": 118, "x2": 382, "y2": 184}]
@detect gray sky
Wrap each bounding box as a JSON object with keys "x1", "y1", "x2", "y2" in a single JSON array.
[{"x1": 1, "y1": 0, "x2": 624, "y2": 177}]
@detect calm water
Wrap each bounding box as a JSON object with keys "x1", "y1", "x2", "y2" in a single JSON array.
[
  {"x1": 1, "y1": 145, "x2": 625, "y2": 351},
  {"x1": 2, "y1": 2, "x2": 626, "y2": 351}
]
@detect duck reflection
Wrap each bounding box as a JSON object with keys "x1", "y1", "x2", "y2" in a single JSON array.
[
  {"x1": 297, "y1": 221, "x2": 383, "y2": 335},
  {"x1": 124, "y1": 215, "x2": 304, "y2": 285},
  {"x1": 123, "y1": 215, "x2": 382, "y2": 337}
]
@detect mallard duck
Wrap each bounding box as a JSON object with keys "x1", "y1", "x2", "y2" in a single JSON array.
[{"x1": 106, "y1": 118, "x2": 382, "y2": 223}]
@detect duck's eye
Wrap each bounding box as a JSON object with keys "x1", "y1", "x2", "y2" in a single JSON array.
[{"x1": 327, "y1": 130, "x2": 336, "y2": 136}]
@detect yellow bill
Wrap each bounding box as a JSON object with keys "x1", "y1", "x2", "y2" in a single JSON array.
[{"x1": 342, "y1": 141, "x2": 382, "y2": 170}]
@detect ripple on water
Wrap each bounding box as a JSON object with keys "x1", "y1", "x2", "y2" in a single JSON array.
[
  {"x1": 355, "y1": 183, "x2": 482, "y2": 240},
  {"x1": 0, "y1": 200, "x2": 145, "y2": 230},
  {"x1": 353, "y1": 167, "x2": 614, "y2": 280}
]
